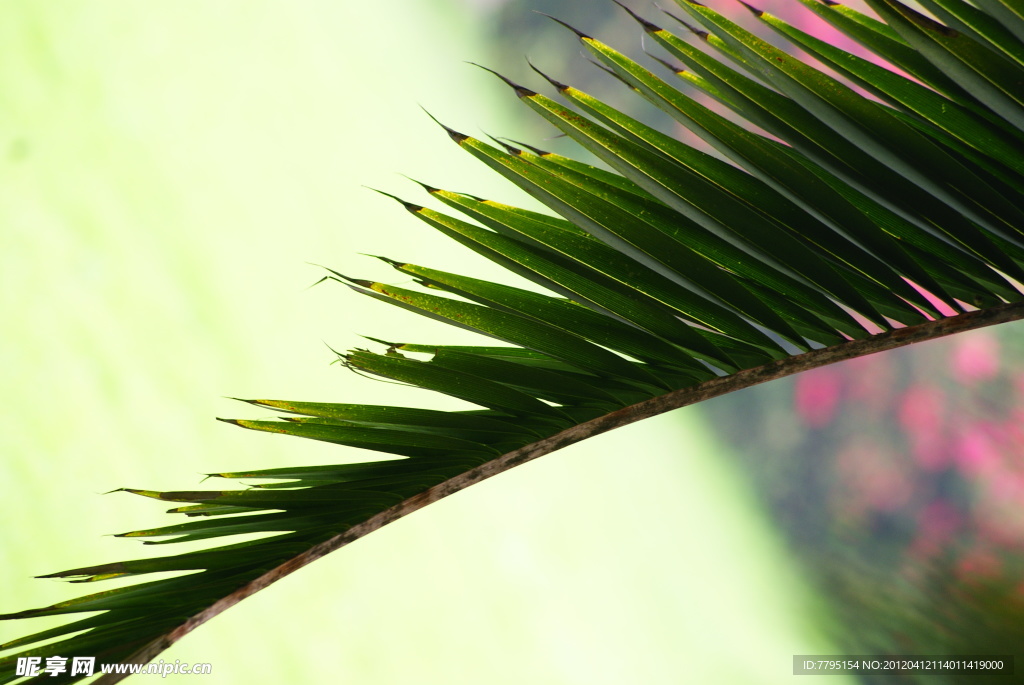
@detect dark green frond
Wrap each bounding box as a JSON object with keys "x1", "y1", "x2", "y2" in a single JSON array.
[{"x1": 5, "y1": 2, "x2": 1024, "y2": 681}]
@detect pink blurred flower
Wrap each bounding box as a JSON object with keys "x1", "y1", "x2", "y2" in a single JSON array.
[
  {"x1": 955, "y1": 424, "x2": 1001, "y2": 478},
  {"x1": 951, "y1": 333, "x2": 1000, "y2": 384},
  {"x1": 845, "y1": 352, "x2": 893, "y2": 404},
  {"x1": 899, "y1": 385, "x2": 950, "y2": 470},
  {"x1": 899, "y1": 385, "x2": 944, "y2": 435},
  {"x1": 985, "y1": 469, "x2": 1024, "y2": 502},
  {"x1": 794, "y1": 367, "x2": 842, "y2": 427}
]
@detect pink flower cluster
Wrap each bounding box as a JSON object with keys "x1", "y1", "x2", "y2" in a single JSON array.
[{"x1": 792, "y1": 330, "x2": 1024, "y2": 586}]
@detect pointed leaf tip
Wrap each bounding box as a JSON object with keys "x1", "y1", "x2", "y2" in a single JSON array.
[
  {"x1": 501, "y1": 137, "x2": 549, "y2": 156},
  {"x1": 526, "y1": 59, "x2": 569, "y2": 92},
  {"x1": 366, "y1": 186, "x2": 424, "y2": 212},
  {"x1": 737, "y1": 1, "x2": 763, "y2": 16},
  {"x1": 468, "y1": 62, "x2": 537, "y2": 98},
  {"x1": 369, "y1": 255, "x2": 406, "y2": 268},
  {"x1": 419, "y1": 106, "x2": 468, "y2": 143},
  {"x1": 660, "y1": 7, "x2": 707, "y2": 37},
  {"x1": 492, "y1": 138, "x2": 521, "y2": 155},
  {"x1": 587, "y1": 58, "x2": 621, "y2": 80},
  {"x1": 645, "y1": 49, "x2": 684, "y2": 74},
  {"x1": 613, "y1": 1, "x2": 661, "y2": 33},
  {"x1": 399, "y1": 175, "x2": 439, "y2": 194},
  {"x1": 534, "y1": 12, "x2": 591, "y2": 39},
  {"x1": 360, "y1": 334, "x2": 400, "y2": 348},
  {"x1": 307, "y1": 264, "x2": 374, "y2": 290},
  {"x1": 337, "y1": 274, "x2": 375, "y2": 288}
]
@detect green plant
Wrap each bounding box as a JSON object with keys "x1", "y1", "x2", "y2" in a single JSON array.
[{"x1": 4, "y1": 0, "x2": 1024, "y2": 681}]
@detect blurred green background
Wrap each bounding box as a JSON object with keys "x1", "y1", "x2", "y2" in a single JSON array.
[{"x1": 0, "y1": 2, "x2": 852, "y2": 683}]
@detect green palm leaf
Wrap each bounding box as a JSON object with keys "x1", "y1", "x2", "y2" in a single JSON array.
[{"x1": 4, "y1": 1, "x2": 1024, "y2": 681}]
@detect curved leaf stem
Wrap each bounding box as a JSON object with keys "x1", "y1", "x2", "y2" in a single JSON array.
[{"x1": 99, "y1": 300, "x2": 1024, "y2": 683}]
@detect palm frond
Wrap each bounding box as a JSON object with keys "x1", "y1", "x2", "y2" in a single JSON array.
[{"x1": 4, "y1": 1, "x2": 1024, "y2": 681}]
